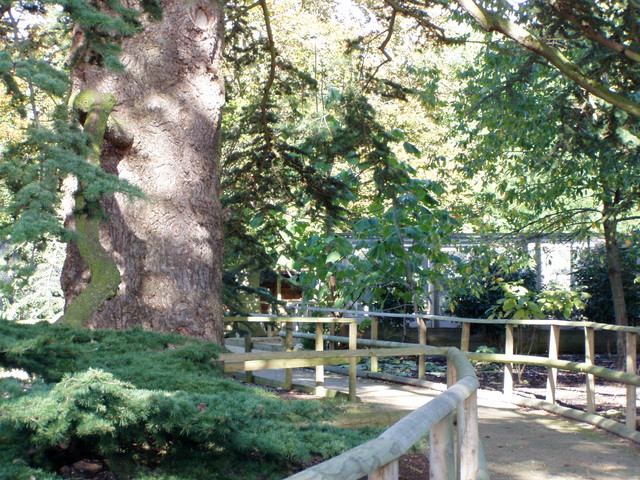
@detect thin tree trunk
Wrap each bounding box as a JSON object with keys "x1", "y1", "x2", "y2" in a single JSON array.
[
  {"x1": 61, "y1": 0, "x2": 225, "y2": 342},
  {"x1": 603, "y1": 217, "x2": 628, "y2": 363},
  {"x1": 391, "y1": 199, "x2": 419, "y2": 342}
]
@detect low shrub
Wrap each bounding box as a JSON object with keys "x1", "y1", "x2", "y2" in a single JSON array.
[{"x1": 0, "y1": 321, "x2": 375, "y2": 480}]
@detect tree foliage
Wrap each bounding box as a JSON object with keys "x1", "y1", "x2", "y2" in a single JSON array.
[
  {"x1": 445, "y1": 247, "x2": 537, "y2": 319},
  {"x1": 221, "y1": 1, "x2": 462, "y2": 314},
  {"x1": 280, "y1": 90, "x2": 457, "y2": 312},
  {"x1": 0, "y1": 0, "x2": 150, "y2": 245},
  {"x1": 449, "y1": 1, "x2": 640, "y2": 351}
]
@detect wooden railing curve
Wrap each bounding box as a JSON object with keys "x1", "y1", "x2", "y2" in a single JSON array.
[
  {"x1": 222, "y1": 313, "x2": 640, "y2": 478},
  {"x1": 283, "y1": 347, "x2": 488, "y2": 480}
]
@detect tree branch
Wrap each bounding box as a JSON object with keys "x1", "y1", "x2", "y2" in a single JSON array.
[
  {"x1": 384, "y1": 0, "x2": 463, "y2": 44},
  {"x1": 365, "y1": 7, "x2": 396, "y2": 88},
  {"x1": 616, "y1": 215, "x2": 640, "y2": 223},
  {"x1": 258, "y1": 0, "x2": 277, "y2": 152},
  {"x1": 546, "y1": 0, "x2": 640, "y2": 63},
  {"x1": 455, "y1": 0, "x2": 640, "y2": 118}
]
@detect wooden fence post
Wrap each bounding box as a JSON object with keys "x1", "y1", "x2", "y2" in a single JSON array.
[
  {"x1": 546, "y1": 325, "x2": 560, "y2": 404},
  {"x1": 371, "y1": 316, "x2": 379, "y2": 374},
  {"x1": 315, "y1": 322, "x2": 325, "y2": 396},
  {"x1": 284, "y1": 325, "x2": 293, "y2": 390},
  {"x1": 447, "y1": 357, "x2": 457, "y2": 388},
  {"x1": 626, "y1": 332, "x2": 637, "y2": 429},
  {"x1": 461, "y1": 322, "x2": 471, "y2": 352},
  {"x1": 244, "y1": 333, "x2": 254, "y2": 383},
  {"x1": 418, "y1": 317, "x2": 427, "y2": 380},
  {"x1": 368, "y1": 460, "x2": 399, "y2": 480},
  {"x1": 329, "y1": 321, "x2": 336, "y2": 350},
  {"x1": 349, "y1": 321, "x2": 357, "y2": 402},
  {"x1": 504, "y1": 324, "x2": 514, "y2": 398},
  {"x1": 458, "y1": 391, "x2": 479, "y2": 480},
  {"x1": 584, "y1": 327, "x2": 596, "y2": 413},
  {"x1": 430, "y1": 413, "x2": 456, "y2": 480}
]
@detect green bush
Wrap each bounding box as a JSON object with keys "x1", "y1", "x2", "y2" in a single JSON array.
[
  {"x1": 446, "y1": 257, "x2": 538, "y2": 319},
  {"x1": 573, "y1": 245, "x2": 640, "y2": 326},
  {"x1": 0, "y1": 321, "x2": 375, "y2": 480}
]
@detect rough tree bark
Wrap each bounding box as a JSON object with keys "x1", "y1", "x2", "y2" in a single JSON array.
[{"x1": 61, "y1": 0, "x2": 225, "y2": 342}]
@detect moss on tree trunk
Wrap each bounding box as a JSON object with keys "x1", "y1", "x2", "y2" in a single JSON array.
[
  {"x1": 62, "y1": 0, "x2": 225, "y2": 341},
  {"x1": 59, "y1": 91, "x2": 121, "y2": 328}
]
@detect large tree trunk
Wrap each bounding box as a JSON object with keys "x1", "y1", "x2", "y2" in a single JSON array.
[
  {"x1": 61, "y1": 0, "x2": 225, "y2": 342},
  {"x1": 603, "y1": 217, "x2": 628, "y2": 362}
]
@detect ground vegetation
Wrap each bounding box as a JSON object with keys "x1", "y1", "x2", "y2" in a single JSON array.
[{"x1": 0, "y1": 320, "x2": 376, "y2": 479}]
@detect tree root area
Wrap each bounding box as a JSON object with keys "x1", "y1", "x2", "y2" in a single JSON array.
[{"x1": 59, "y1": 460, "x2": 117, "y2": 480}]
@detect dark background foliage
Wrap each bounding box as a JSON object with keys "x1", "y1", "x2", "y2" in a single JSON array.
[{"x1": 574, "y1": 244, "x2": 640, "y2": 326}]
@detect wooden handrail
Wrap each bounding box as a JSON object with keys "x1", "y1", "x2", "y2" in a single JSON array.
[
  {"x1": 465, "y1": 352, "x2": 640, "y2": 387},
  {"x1": 219, "y1": 346, "x2": 444, "y2": 362},
  {"x1": 281, "y1": 330, "x2": 640, "y2": 439},
  {"x1": 279, "y1": 311, "x2": 639, "y2": 431},
  {"x1": 224, "y1": 315, "x2": 357, "y2": 324},
  {"x1": 282, "y1": 347, "x2": 487, "y2": 480}
]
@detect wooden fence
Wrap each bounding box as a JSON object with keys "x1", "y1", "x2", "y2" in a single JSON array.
[
  {"x1": 454, "y1": 318, "x2": 639, "y2": 430},
  {"x1": 219, "y1": 323, "x2": 488, "y2": 480},
  {"x1": 222, "y1": 314, "x2": 640, "y2": 478},
  {"x1": 278, "y1": 307, "x2": 640, "y2": 433},
  {"x1": 223, "y1": 316, "x2": 359, "y2": 400},
  {"x1": 283, "y1": 347, "x2": 488, "y2": 480}
]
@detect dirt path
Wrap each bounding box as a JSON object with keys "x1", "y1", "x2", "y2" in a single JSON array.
[{"x1": 227, "y1": 346, "x2": 640, "y2": 480}]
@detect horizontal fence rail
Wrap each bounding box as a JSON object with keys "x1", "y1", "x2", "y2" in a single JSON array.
[
  {"x1": 224, "y1": 314, "x2": 640, "y2": 439},
  {"x1": 286, "y1": 305, "x2": 640, "y2": 332}
]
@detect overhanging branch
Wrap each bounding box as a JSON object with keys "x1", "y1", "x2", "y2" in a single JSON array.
[
  {"x1": 546, "y1": 0, "x2": 640, "y2": 64},
  {"x1": 258, "y1": 0, "x2": 277, "y2": 152},
  {"x1": 455, "y1": 0, "x2": 640, "y2": 118}
]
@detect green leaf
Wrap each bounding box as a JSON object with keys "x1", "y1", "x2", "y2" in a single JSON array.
[
  {"x1": 249, "y1": 215, "x2": 263, "y2": 229},
  {"x1": 389, "y1": 129, "x2": 405, "y2": 140},
  {"x1": 403, "y1": 141, "x2": 421, "y2": 158},
  {"x1": 326, "y1": 115, "x2": 340, "y2": 130},
  {"x1": 326, "y1": 251, "x2": 342, "y2": 264}
]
